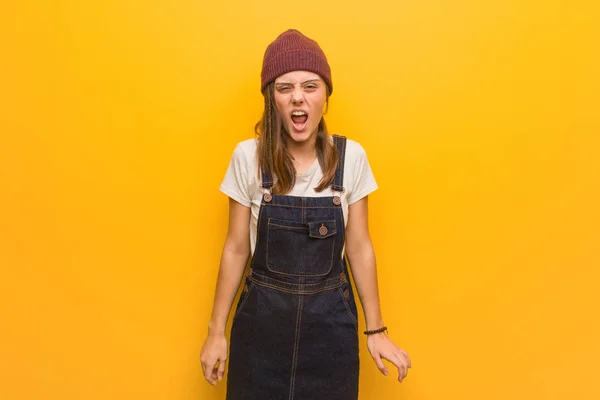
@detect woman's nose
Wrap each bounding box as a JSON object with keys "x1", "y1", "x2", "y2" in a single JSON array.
[{"x1": 291, "y1": 88, "x2": 304, "y2": 104}]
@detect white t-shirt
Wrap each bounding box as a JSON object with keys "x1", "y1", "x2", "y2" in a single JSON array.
[{"x1": 220, "y1": 136, "x2": 378, "y2": 255}]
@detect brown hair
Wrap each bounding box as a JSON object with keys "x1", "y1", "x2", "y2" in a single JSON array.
[{"x1": 255, "y1": 82, "x2": 338, "y2": 195}]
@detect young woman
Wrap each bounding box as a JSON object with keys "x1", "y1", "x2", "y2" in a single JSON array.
[{"x1": 200, "y1": 29, "x2": 411, "y2": 400}]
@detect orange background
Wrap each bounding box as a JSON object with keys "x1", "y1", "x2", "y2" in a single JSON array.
[{"x1": 1, "y1": 1, "x2": 599, "y2": 399}]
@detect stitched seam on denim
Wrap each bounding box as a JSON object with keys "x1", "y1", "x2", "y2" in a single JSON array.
[
  {"x1": 308, "y1": 231, "x2": 336, "y2": 239},
  {"x1": 261, "y1": 168, "x2": 273, "y2": 187},
  {"x1": 289, "y1": 295, "x2": 303, "y2": 400},
  {"x1": 265, "y1": 217, "x2": 271, "y2": 270},
  {"x1": 270, "y1": 218, "x2": 335, "y2": 229},
  {"x1": 250, "y1": 270, "x2": 342, "y2": 286},
  {"x1": 249, "y1": 203, "x2": 266, "y2": 268},
  {"x1": 333, "y1": 135, "x2": 340, "y2": 186},
  {"x1": 269, "y1": 223, "x2": 307, "y2": 230},
  {"x1": 249, "y1": 278, "x2": 344, "y2": 294},
  {"x1": 340, "y1": 207, "x2": 346, "y2": 239},
  {"x1": 332, "y1": 135, "x2": 347, "y2": 191},
  {"x1": 270, "y1": 218, "x2": 309, "y2": 225},
  {"x1": 233, "y1": 283, "x2": 254, "y2": 321},
  {"x1": 339, "y1": 287, "x2": 358, "y2": 329},
  {"x1": 266, "y1": 266, "x2": 332, "y2": 277},
  {"x1": 327, "y1": 222, "x2": 336, "y2": 275},
  {"x1": 266, "y1": 263, "x2": 334, "y2": 277},
  {"x1": 264, "y1": 204, "x2": 339, "y2": 209},
  {"x1": 248, "y1": 282, "x2": 343, "y2": 294},
  {"x1": 333, "y1": 135, "x2": 341, "y2": 189}
]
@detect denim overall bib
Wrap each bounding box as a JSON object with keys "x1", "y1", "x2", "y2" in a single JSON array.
[{"x1": 226, "y1": 135, "x2": 360, "y2": 400}]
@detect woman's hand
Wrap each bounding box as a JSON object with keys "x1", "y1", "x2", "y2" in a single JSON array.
[
  {"x1": 367, "y1": 333, "x2": 412, "y2": 382},
  {"x1": 199, "y1": 333, "x2": 228, "y2": 386}
]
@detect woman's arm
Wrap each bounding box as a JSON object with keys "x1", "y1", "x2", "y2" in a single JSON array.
[
  {"x1": 345, "y1": 195, "x2": 412, "y2": 382},
  {"x1": 200, "y1": 198, "x2": 251, "y2": 386},
  {"x1": 345, "y1": 195, "x2": 383, "y2": 330},
  {"x1": 208, "y1": 198, "x2": 252, "y2": 335}
]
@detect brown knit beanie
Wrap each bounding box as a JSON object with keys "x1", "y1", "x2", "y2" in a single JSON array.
[{"x1": 261, "y1": 29, "x2": 333, "y2": 94}]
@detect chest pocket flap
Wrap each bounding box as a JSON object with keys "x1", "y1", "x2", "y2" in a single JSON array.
[{"x1": 308, "y1": 220, "x2": 337, "y2": 239}]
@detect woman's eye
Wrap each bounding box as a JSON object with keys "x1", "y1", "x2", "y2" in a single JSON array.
[
  {"x1": 305, "y1": 85, "x2": 317, "y2": 90},
  {"x1": 277, "y1": 87, "x2": 292, "y2": 93}
]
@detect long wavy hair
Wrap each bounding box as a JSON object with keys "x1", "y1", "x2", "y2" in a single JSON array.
[{"x1": 255, "y1": 82, "x2": 338, "y2": 194}]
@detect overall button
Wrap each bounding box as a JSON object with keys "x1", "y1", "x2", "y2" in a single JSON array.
[
  {"x1": 340, "y1": 272, "x2": 347, "y2": 282},
  {"x1": 264, "y1": 193, "x2": 272, "y2": 202},
  {"x1": 344, "y1": 289, "x2": 349, "y2": 298},
  {"x1": 247, "y1": 268, "x2": 252, "y2": 277},
  {"x1": 333, "y1": 196, "x2": 341, "y2": 206},
  {"x1": 319, "y1": 224, "x2": 328, "y2": 236},
  {"x1": 243, "y1": 284, "x2": 249, "y2": 293}
]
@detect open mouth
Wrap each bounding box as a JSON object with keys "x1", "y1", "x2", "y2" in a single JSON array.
[{"x1": 290, "y1": 110, "x2": 309, "y2": 131}]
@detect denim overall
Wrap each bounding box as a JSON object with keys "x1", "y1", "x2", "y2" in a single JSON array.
[{"x1": 226, "y1": 135, "x2": 360, "y2": 400}]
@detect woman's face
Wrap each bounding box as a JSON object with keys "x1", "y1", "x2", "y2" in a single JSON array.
[{"x1": 273, "y1": 70, "x2": 327, "y2": 144}]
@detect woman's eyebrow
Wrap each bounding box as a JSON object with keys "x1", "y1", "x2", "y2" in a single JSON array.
[{"x1": 275, "y1": 79, "x2": 320, "y2": 85}]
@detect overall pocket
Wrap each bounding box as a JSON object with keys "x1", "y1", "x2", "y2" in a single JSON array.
[
  {"x1": 338, "y1": 286, "x2": 359, "y2": 330},
  {"x1": 232, "y1": 281, "x2": 255, "y2": 322},
  {"x1": 266, "y1": 217, "x2": 337, "y2": 276}
]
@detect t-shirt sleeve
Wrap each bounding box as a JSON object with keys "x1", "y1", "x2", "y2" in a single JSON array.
[
  {"x1": 347, "y1": 143, "x2": 378, "y2": 205},
  {"x1": 220, "y1": 143, "x2": 252, "y2": 207}
]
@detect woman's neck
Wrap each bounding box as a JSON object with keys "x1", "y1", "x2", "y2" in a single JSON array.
[{"x1": 287, "y1": 135, "x2": 318, "y2": 172}]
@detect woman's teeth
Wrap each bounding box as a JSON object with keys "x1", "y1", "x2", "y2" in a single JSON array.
[{"x1": 291, "y1": 111, "x2": 308, "y2": 126}]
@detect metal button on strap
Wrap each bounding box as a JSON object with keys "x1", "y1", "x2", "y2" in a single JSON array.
[
  {"x1": 344, "y1": 289, "x2": 349, "y2": 298},
  {"x1": 333, "y1": 196, "x2": 341, "y2": 206},
  {"x1": 319, "y1": 224, "x2": 328, "y2": 236},
  {"x1": 340, "y1": 272, "x2": 346, "y2": 282},
  {"x1": 243, "y1": 284, "x2": 249, "y2": 293},
  {"x1": 264, "y1": 193, "x2": 272, "y2": 202}
]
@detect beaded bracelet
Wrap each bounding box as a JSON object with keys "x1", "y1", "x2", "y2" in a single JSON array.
[{"x1": 364, "y1": 326, "x2": 388, "y2": 335}]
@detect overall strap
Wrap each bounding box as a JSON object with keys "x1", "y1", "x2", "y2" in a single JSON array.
[
  {"x1": 260, "y1": 167, "x2": 274, "y2": 190},
  {"x1": 331, "y1": 134, "x2": 347, "y2": 192}
]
